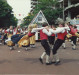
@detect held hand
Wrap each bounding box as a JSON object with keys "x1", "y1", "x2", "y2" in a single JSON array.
[
  {"x1": 44, "y1": 26, "x2": 49, "y2": 31},
  {"x1": 46, "y1": 28, "x2": 49, "y2": 31},
  {"x1": 53, "y1": 28, "x2": 56, "y2": 30}
]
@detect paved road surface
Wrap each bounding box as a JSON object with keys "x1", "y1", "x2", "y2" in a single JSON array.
[{"x1": 0, "y1": 41, "x2": 79, "y2": 75}]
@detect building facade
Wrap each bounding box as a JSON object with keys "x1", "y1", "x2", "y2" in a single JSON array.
[
  {"x1": 30, "y1": 0, "x2": 38, "y2": 13},
  {"x1": 59, "y1": 0, "x2": 79, "y2": 19},
  {"x1": 30, "y1": 0, "x2": 79, "y2": 19}
]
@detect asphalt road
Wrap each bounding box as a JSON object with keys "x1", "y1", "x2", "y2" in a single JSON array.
[{"x1": 0, "y1": 41, "x2": 79, "y2": 75}]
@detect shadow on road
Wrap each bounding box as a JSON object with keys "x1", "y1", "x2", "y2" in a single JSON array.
[
  {"x1": 0, "y1": 59, "x2": 12, "y2": 64},
  {"x1": 61, "y1": 58, "x2": 79, "y2": 64}
]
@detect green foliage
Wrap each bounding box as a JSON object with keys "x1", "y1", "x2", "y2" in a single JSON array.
[
  {"x1": 20, "y1": 14, "x2": 34, "y2": 27},
  {"x1": 22, "y1": 0, "x2": 63, "y2": 26},
  {"x1": 36, "y1": 0, "x2": 63, "y2": 24},
  {"x1": 0, "y1": 0, "x2": 17, "y2": 28}
]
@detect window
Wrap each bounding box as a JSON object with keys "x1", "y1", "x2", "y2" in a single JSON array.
[{"x1": 38, "y1": 17, "x2": 42, "y2": 21}]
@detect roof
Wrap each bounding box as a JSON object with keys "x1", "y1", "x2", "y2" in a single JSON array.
[{"x1": 30, "y1": 10, "x2": 49, "y2": 25}]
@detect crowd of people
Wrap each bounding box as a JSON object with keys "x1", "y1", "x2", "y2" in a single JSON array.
[
  {"x1": 0, "y1": 25, "x2": 36, "y2": 50},
  {"x1": 0, "y1": 16, "x2": 79, "y2": 66}
]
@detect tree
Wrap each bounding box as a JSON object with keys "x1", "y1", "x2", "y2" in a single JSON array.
[
  {"x1": 0, "y1": 0, "x2": 17, "y2": 28},
  {"x1": 21, "y1": 13, "x2": 35, "y2": 27},
  {"x1": 34, "y1": 0, "x2": 63, "y2": 24},
  {"x1": 21, "y1": 0, "x2": 63, "y2": 26}
]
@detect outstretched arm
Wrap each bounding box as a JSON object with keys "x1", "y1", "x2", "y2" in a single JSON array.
[
  {"x1": 49, "y1": 27, "x2": 65, "y2": 34},
  {"x1": 31, "y1": 27, "x2": 44, "y2": 33}
]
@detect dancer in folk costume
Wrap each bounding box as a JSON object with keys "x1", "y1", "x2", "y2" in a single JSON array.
[
  {"x1": 18, "y1": 24, "x2": 37, "y2": 50},
  {"x1": 71, "y1": 26, "x2": 78, "y2": 50},
  {"x1": 32, "y1": 22, "x2": 52, "y2": 65},
  {"x1": 48, "y1": 18, "x2": 69, "y2": 65},
  {"x1": 68, "y1": 25, "x2": 78, "y2": 50},
  {"x1": 49, "y1": 18, "x2": 79, "y2": 65},
  {"x1": 66, "y1": 18, "x2": 79, "y2": 50},
  {"x1": 13, "y1": 25, "x2": 22, "y2": 35},
  {"x1": 5, "y1": 26, "x2": 14, "y2": 43},
  {"x1": 29, "y1": 24, "x2": 37, "y2": 48}
]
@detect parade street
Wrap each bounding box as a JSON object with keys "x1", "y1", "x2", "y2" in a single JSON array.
[{"x1": 0, "y1": 41, "x2": 79, "y2": 75}]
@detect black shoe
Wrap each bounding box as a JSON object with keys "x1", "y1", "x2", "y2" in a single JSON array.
[
  {"x1": 39, "y1": 58, "x2": 43, "y2": 64},
  {"x1": 51, "y1": 61, "x2": 56, "y2": 64},
  {"x1": 71, "y1": 44, "x2": 74, "y2": 46},
  {"x1": 46, "y1": 62, "x2": 52, "y2": 65},
  {"x1": 72, "y1": 48, "x2": 76, "y2": 50},
  {"x1": 64, "y1": 47, "x2": 66, "y2": 49},
  {"x1": 54, "y1": 61, "x2": 60, "y2": 65}
]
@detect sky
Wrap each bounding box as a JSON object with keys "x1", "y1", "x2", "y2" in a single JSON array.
[{"x1": 7, "y1": 0, "x2": 31, "y2": 20}]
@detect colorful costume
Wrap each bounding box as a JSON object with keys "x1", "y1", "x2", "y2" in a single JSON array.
[
  {"x1": 18, "y1": 32, "x2": 35, "y2": 47},
  {"x1": 7, "y1": 34, "x2": 24, "y2": 46},
  {"x1": 18, "y1": 24, "x2": 37, "y2": 48},
  {"x1": 5, "y1": 29, "x2": 13, "y2": 43},
  {"x1": 30, "y1": 35, "x2": 36, "y2": 46}
]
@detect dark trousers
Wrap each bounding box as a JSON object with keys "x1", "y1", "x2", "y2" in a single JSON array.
[
  {"x1": 52, "y1": 39, "x2": 64, "y2": 55},
  {"x1": 48, "y1": 36, "x2": 55, "y2": 45},
  {"x1": 71, "y1": 36, "x2": 77, "y2": 45},
  {"x1": 41, "y1": 40, "x2": 50, "y2": 56}
]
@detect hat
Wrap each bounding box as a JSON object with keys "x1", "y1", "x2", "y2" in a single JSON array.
[
  {"x1": 28, "y1": 25, "x2": 33, "y2": 32},
  {"x1": 65, "y1": 17, "x2": 71, "y2": 23},
  {"x1": 31, "y1": 24, "x2": 37, "y2": 28},
  {"x1": 33, "y1": 24, "x2": 37, "y2": 28},
  {"x1": 56, "y1": 18, "x2": 64, "y2": 24}
]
